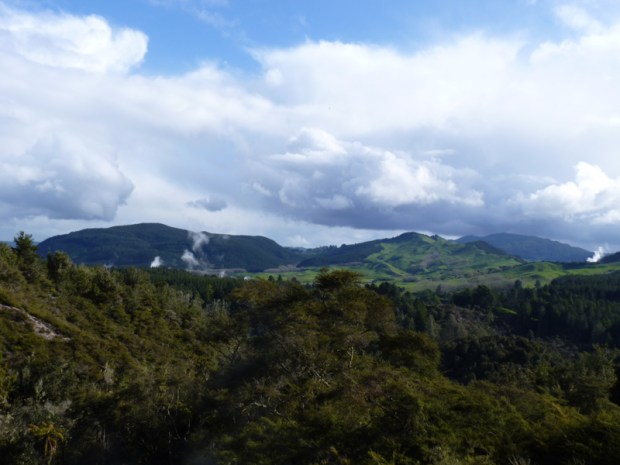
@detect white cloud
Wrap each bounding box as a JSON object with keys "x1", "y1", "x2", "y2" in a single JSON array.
[
  {"x1": 0, "y1": 135, "x2": 133, "y2": 220},
  {"x1": 555, "y1": 5, "x2": 603, "y2": 33},
  {"x1": 254, "y1": 129, "x2": 483, "y2": 227},
  {"x1": 254, "y1": 36, "x2": 522, "y2": 136},
  {"x1": 4, "y1": 2, "x2": 620, "y2": 250},
  {"x1": 514, "y1": 162, "x2": 620, "y2": 223},
  {"x1": 273, "y1": 128, "x2": 347, "y2": 165},
  {"x1": 0, "y1": 4, "x2": 147, "y2": 73},
  {"x1": 355, "y1": 152, "x2": 483, "y2": 208}
]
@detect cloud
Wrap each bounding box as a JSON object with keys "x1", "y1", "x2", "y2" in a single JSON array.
[
  {"x1": 149, "y1": 0, "x2": 237, "y2": 33},
  {"x1": 250, "y1": 128, "x2": 484, "y2": 229},
  {"x1": 150, "y1": 256, "x2": 163, "y2": 268},
  {"x1": 188, "y1": 196, "x2": 227, "y2": 212},
  {"x1": 254, "y1": 36, "x2": 523, "y2": 136},
  {"x1": 4, "y1": 2, "x2": 620, "y2": 250},
  {"x1": 555, "y1": 5, "x2": 603, "y2": 33},
  {"x1": 513, "y1": 162, "x2": 620, "y2": 224},
  {"x1": 316, "y1": 195, "x2": 353, "y2": 211},
  {"x1": 0, "y1": 135, "x2": 133, "y2": 220},
  {"x1": 355, "y1": 152, "x2": 483, "y2": 208},
  {"x1": 0, "y1": 4, "x2": 147, "y2": 73}
]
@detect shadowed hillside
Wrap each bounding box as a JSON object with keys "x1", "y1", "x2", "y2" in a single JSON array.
[
  {"x1": 37, "y1": 223, "x2": 304, "y2": 272},
  {"x1": 457, "y1": 233, "x2": 592, "y2": 262}
]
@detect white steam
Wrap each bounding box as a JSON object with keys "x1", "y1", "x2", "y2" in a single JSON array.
[
  {"x1": 189, "y1": 231, "x2": 210, "y2": 253},
  {"x1": 587, "y1": 246, "x2": 607, "y2": 263},
  {"x1": 181, "y1": 249, "x2": 200, "y2": 269},
  {"x1": 150, "y1": 256, "x2": 163, "y2": 268}
]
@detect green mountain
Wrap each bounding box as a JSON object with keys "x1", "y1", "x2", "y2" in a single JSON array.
[
  {"x1": 37, "y1": 223, "x2": 303, "y2": 272},
  {"x1": 298, "y1": 232, "x2": 524, "y2": 283},
  {"x1": 37, "y1": 225, "x2": 524, "y2": 279},
  {"x1": 457, "y1": 232, "x2": 592, "y2": 262},
  {"x1": 37, "y1": 224, "x2": 616, "y2": 291}
]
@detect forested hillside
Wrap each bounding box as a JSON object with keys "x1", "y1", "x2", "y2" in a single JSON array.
[
  {"x1": 37, "y1": 223, "x2": 304, "y2": 271},
  {"x1": 2, "y1": 234, "x2": 620, "y2": 464}
]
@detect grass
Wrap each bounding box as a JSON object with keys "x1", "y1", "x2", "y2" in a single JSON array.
[{"x1": 250, "y1": 259, "x2": 620, "y2": 293}]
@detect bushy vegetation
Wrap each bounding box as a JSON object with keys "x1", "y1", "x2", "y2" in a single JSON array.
[{"x1": 2, "y1": 235, "x2": 620, "y2": 464}]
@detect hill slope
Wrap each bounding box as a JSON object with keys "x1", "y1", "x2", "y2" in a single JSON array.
[
  {"x1": 457, "y1": 232, "x2": 592, "y2": 262},
  {"x1": 600, "y1": 251, "x2": 620, "y2": 264},
  {"x1": 37, "y1": 223, "x2": 303, "y2": 272},
  {"x1": 38, "y1": 225, "x2": 529, "y2": 286},
  {"x1": 299, "y1": 232, "x2": 524, "y2": 282}
]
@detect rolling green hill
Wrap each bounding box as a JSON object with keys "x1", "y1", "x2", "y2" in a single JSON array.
[
  {"x1": 457, "y1": 232, "x2": 592, "y2": 262},
  {"x1": 270, "y1": 232, "x2": 525, "y2": 290},
  {"x1": 37, "y1": 226, "x2": 525, "y2": 279},
  {"x1": 36, "y1": 224, "x2": 620, "y2": 290}
]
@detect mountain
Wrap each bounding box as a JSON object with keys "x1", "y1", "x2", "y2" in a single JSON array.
[
  {"x1": 456, "y1": 233, "x2": 592, "y2": 262},
  {"x1": 600, "y1": 251, "x2": 620, "y2": 264},
  {"x1": 37, "y1": 223, "x2": 304, "y2": 272},
  {"x1": 38, "y1": 225, "x2": 525, "y2": 282},
  {"x1": 298, "y1": 231, "x2": 524, "y2": 282}
]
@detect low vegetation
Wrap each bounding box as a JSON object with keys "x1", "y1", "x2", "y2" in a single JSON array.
[{"x1": 2, "y1": 233, "x2": 620, "y2": 464}]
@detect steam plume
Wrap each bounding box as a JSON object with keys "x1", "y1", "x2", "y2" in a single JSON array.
[
  {"x1": 587, "y1": 246, "x2": 607, "y2": 263},
  {"x1": 189, "y1": 231, "x2": 210, "y2": 253},
  {"x1": 181, "y1": 249, "x2": 200, "y2": 269}
]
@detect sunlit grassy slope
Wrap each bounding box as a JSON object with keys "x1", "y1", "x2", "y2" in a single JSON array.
[
  {"x1": 257, "y1": 232, "x2": 536, "y2": 290},
  {"x1": 257, "y1": 233, "x2": 620, "y2": 291},
  {"x1": 257, "y1": 260, "x2": 620, "y2": 292}
]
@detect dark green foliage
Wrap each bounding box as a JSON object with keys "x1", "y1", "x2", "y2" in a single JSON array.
[
  {"x1": 3, "y1": 236, "x2": 620, "y2": 464},
  {"x1": 298, "y1": 240, "x2": 384, "y2": 267},
  {"x1": 140, "y1": 267, "x2": 244, "y2": 302},
  {"x1": 452, "y1": 285, "x2": 497, "y2": 310},
  {"x1": 496, "y1": 271, "x2": 620, "y2": 347},
  {"x1": 13, "y1": 231, "x2": 43, "y2": 283}
]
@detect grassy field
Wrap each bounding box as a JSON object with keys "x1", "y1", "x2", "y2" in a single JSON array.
[{"x1": 252, "y1": 258, "x2": 620, "y2": 292}]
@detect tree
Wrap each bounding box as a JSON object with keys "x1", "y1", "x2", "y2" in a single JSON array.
[
  {"x1": 47, "y1": 251, "x2": 73, "y2": 284},
  {"x1": 13, "y1": 231, "x2": 41, "y2": 282},
  {"x1": 29, "y1": 422, "x2": 65, "y2": 464}
]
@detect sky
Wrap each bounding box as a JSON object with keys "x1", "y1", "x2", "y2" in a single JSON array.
[{"x1": 2, "y1": 0, "x2": 620, "y2": 252}]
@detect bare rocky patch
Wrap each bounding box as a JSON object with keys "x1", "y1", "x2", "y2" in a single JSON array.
[{"x1": 0, "y1": 303, "x2": 69, "y2": 341}]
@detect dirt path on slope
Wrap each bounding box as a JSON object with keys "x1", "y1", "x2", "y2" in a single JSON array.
[{"x1": 0, "y1": 303, "x2": 70, "y2": 341}]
